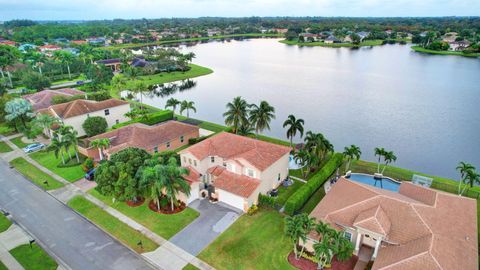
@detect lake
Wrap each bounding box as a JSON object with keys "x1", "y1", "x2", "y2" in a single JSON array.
[{"x1": 136, "y1": 38, "x2": 480, "y2": 180}]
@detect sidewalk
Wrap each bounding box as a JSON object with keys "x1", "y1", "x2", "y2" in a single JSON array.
[{"x1": 0, "y1": 224, "x2": 31, "y2": 270}]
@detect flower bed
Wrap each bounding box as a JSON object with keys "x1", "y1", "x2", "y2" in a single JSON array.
[
  {"x1": 148, "y1": 198, "x2": 187, "y2": 214},
  {"x1": 287, "y1": 251, "x2": 358, "y2": 270},
  {"x1": 126, "y1": 197, "x2": 145, "y2": 207}
]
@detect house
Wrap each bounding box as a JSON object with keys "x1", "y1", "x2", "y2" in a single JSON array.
[
  {"x1": 53, "y1": 38, "x2": 69, "y2": 44},
  {"x1": 63, "y1": 47, "x2": 80, "y2": 55},
  {"x1": 87, "y1": 37, "x2": 106, "y2": 45},
  {"x1": 179, "y1": 132, "x2": 291, "y2": 211},
  {"x1": 71, "y1": 40, "x2": 87, "y2": 45},
  {"x1": 304, "y1": 178, "x2": 478, "y2": 270},
  {"x1": 23, "y1": 88, "x2": 85, "y2": 111},
  {"x1": 0, "y1": 40, "x2": 16, "y2": 46},
  {"x1": 343, "y1": 35, "x2": 353, "y2": 43},
  {"x1": 95, "y1": 58, "x2": 122, "y2": 71},
  {"x1": 37, "y1": 99, "x2": 130, "y2": 137},
  {"x1": 272, "y1": 28, "x2": 289, "y2": 34},
  {"x1": 442, "y1": 32, "x2": 458, "y2": 43},
  {"x1": 79, "y1": 121, "x2": 199, "y2": 161},
  {"x1": 324, "y1": 35, "x2": 341, "y2": 44},
  {"x1": 39, "y1": 44, "x2": 62, "y2": 53},
  {"x1": 299, "y1": 33, "x2": 320, "y2": 42},
  {"x1": 357, "y1": 31, "x2": 370, "y2": 41},
  {"x1": 18, "y1": 43, "x2": 36, "y2": 52},
  {"x1": 449, "y1": 40, "x2": 471, "y2": 51}
]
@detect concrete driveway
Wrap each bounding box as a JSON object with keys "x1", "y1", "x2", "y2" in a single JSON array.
[{"x1": 169, "y1": 199, "x2": 242, "y2": 255}]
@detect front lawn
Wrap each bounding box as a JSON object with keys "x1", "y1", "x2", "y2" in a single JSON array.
[
  {"x1": 68, "y1": 196, "x2": 159, "y2": 252},
  {"x1": 0, "y1": 214, "x2": 12, "y2": 233},
  {"x1": 198, "y1": 209, "x2": 295, "y2": 270},
  {"x1": 10, "y1": 243, "x2": 58, "y2": 270},
  {"x1": 89, "y1": 189, "x2": 200, "y2": 239},
  {"x1": 9, "y1": 158, "x2": 65, "y2": 190},
  {"x1": 0, "y1": 141, "x2": 13, "y2": 153},
  {"x1": 30, "y1": 150, "x2": 85, "y2": 182},
  {"x1": 10, "y1": 137, "x2": 30, "y2": 148},
  {"x1": 0, "y1": 261, "x2": 6, "y2": 270}
]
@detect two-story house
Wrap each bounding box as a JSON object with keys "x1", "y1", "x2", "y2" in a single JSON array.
[
  {"x1": 38, "y1": 99, "x2": 130, "y2": 137},
  {"x1": 179, "y1": 132, "x2": 291, "y2": 211}
]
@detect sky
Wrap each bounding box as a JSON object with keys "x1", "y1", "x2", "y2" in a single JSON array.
[{"x1": 0, "y1": 0, "x2": 479, "y2": 20}]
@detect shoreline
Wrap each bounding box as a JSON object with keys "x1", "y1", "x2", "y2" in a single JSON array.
[
  {"x1": 279, "y1": 38, "x2": 409, "y2": 48},
  {"x1": 411, "y1": 45, "x2": 480, "y2": 57}
]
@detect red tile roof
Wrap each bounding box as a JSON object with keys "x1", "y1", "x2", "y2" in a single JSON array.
[
  {"x1": 183, "y1": 166, "x2": 201, "y2": 185},
  {"x1": 23, "y1": 88, "x2": 85, "y2": 111},
  {"x1": 207, "y1": 166, "x2": 260, "y2": 198},
  {"x1": 310, "y1": 178, "x2": 478, "y2": 270},
  {"x1": 42, "y1": 98, "x2": 129, "y2": 119},
  {"x1": 180, "y1": 132, "x2": 291, "y2": 171}
]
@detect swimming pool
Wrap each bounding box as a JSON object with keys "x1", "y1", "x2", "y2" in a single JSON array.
[
  {"x1": 289, "y1": 155, "x2": 303, "y2": 170},
  {"x1": 346, "y1": 173, "x2": 401, "y2": 192}
]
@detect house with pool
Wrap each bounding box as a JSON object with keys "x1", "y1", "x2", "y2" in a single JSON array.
[
  {"x1": 304, "y1": 177, "x2": 478, "y2": 270},
  {"x1": 179, "y1": 132, "x2": 291, "y2": 211}
]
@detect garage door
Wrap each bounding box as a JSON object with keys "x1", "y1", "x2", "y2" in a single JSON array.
[
  {"x1": 217, "y1": 189, "x2": 245, "y2": 211},
  {"x1": 187, "y1": 183, "x2": 200, "y2": 204}
]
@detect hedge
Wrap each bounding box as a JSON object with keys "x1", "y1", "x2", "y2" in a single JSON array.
[
  {"x1": 112, "y1": 110, "x2": 174, "y2": 129},
  {"x1": 284, "y1": 153, "x2": 344, "y2": 215}
]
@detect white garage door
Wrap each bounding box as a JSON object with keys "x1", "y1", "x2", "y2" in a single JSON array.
[
  {"x1": 218, "y1": 189, "x2": 245, "y2": 211},
  {"x1": 187, "y1": 183, "x2": 200, "y2": 204}
]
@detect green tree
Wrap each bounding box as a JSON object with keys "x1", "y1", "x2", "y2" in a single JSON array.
[
  {"x1": 53, "y1": 50, "x2": 75, "y2": 79},
  {"x1": 165, "y1": 98, "x2": 181, "y2": 113},
  {"x1": 305, "y1": 131, "x2": 333, "y2": 164},
  {"x1": 180, "y1": 100, "x2": 196, "y2": 118},
  {"x1": 82, "y1": 116, "x2": 108, "y2": 137},
  {"x1": 249, "y1": 101, "x2": 275, "y2": 136},
  {"x1": 49, "y1": 136, "x2": 67, "y2": 165},
  {"x1": 381, "y1": 151, "x2": 397, "y2": 174},
  {"x1": 236, "y1": 123, "x2": 255, "y2": 136},
  {"x1": 0, "y1": 45, "x2": 21, "y2": 87},
  {"x1": 60, "y1": 125, "x2": 80, "y2": 163},
  {"x1": 342, "y1": 145, "x2": 361, "y2": 172},
  {"x1": 223, "y1": 96, "x2": 250, "y2": 134},
  {"x1": 21, "y1": 71, "x2": 51, "y2": 91},
  {"x1": 456, "y1": 162, "x2": 475, "y2": 194},
  {"x1": 131, "y1": 81, "x2": 151, "y2": 106},
  {"x1": 294, "y1": 148, "x2": 310, "y2": 178},
  {"x1": 284, "y1": 214, "x2": 306, "y2": 260},
  {"x1": 283, "y1": 114, "x2": 304, "y2": 148},
  {"x1": 90, "y1": 138, "x2": 110, "y2": 160},
  {"x1": 4, "y1": 98, "x2": 34, "y2": 129},
  {"x1": 374, "y1": 147, "x2": 386, "y2": 173},
  {"x1": 86, "y1": 64, "x2": 113, "y2": 87},
  {"x1": 351, "y1": 33, "x2": 361, "y2": 44},
  {"x1": 32, "y1": 113, "x2": 57, "y2": 139}
]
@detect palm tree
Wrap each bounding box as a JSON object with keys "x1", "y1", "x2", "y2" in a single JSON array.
[
  {"x1": 374, "y1": 147, "x2": 386, "y2": 173},
  {"x1": 223, "y1": 96, "x2": 250, "y2": 134},
  {"x1": 140, "y1": 165, "x2": 165, "y2": 211},
  {"x1": 343, "y1": 145, "x2": 361, "y2": 172},
  {"x1": 131, "y1": 81, "x2": 150, "y2": 106},
  {"x1": 162, "y1": 158, "x2": 191, "y2": 211},
  {"x1": 381, "y1": 151, "x2": 397, "y2": 174},
  {"x1": 249, "y1": 101, "x2": 275, "y2": 136},
  {"x1": 236, "y1": 123, "x2": 255, "y2": 136},
  {"x1": 33, "y1": 114, "x2": 58, "y2": 139},
  {"x1": 63, "y1": 128, "x2": 80, "y2": 163},
  {"x1": 313, "y1": 235, "x2": 333, "y2": 270},
  {"x1": 460, "y1": 169, "x2": 480, "y2": 196},
  {"x1": 284, "y1": 215, "x2": 306, "y2": 260},
  {"x1": 165, "y1": 98, "x2": 181, "y2": 113},
  {"x1": 54, "y1": 51, "x2": 75, "y2": 79},
  {"x1": 283, "y1": 115, "x2": 304, "y2": 148},
  {"x1": 90, "y1": 138, "x2": 110, "y2": 160},
  {"x1": 49, "y1": 136, "x2": 66, "y2": 165},
  {"x1": 294, "y1": 148, "x2": 310, "y2": 178},
  {"x1": 180, "y1": 100, "x2": 196, "y2": 118},
  {"x1": 456, "y1": 162, "x2": 475, "y2": 194},
  {"x1": 305, "y1": 131, "x2": 332, "y2": 162},
  {"x1": 298, "y1": 214, "x2": 316, "y2": 258}
]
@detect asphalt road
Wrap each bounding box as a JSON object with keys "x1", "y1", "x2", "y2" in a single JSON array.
[{"x1": 0, "y1": 159, "x2": 156, "y2": 270}]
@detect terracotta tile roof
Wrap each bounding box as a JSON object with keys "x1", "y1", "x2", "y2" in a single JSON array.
[
  {"x1": 180, "y1": 132, "x2": 291, "y2": 171},
  {"x1": 183, "y1": 166, "x2": 201, "y2": 185},
  {"x1": 23, "y1": 88, "x2": 85, "y2": 111},
  {"x1": 84, "y1": 121, "x2": 198, "y2": 155},
  {"x1": 310, "y1": 178, "x2": 478, "y2": 270},
  {"x1": 207, "y1": 166, "x2": 260, "y2": 198},
  {"x1": 44, "y1": 98, "x2": 129, "y2": 119}
]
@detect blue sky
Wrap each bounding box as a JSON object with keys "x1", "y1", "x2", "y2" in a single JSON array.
[{"x1": 0, "y1": 0, "x2": 478, "y2": 20}]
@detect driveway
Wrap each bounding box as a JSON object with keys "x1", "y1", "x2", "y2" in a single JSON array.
[{"x1": 169, "y1": 199, "x2": 242, "y2": 255}]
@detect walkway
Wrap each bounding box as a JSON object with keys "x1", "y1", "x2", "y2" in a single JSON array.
[{"x1": 0, "y1": 224, "x2": 30, "y2": 270}]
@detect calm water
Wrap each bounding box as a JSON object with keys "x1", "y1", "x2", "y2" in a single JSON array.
[
  {"x1": 347, "y1": 173, "x2": 400, "y2": 192},
  {"x1": 137, "y1": 38, "x2": 480, "y2": 179}
]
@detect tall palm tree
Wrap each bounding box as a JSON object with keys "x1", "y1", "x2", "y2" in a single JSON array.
[
  {"x1": 284, "y1": 215, "x2": 306, "y2": 260},
  {"x1": 33, "y1": 114, "x2": 58, "y2": 139},
  {"x1": 460, "y1": 169, "x2": 480, "y2": 196},
  {"x1": 140, "y1": 165, "x2": 165, "y2": 211},
  {"x1": 343, "y1": 145, "x2": 362, "y2": 172},
  {"x1": 381, "y1": 151, "x2": 397, "y2": 174},
  {"x1": 304, "y1": 131, "x2": 332, "y2": 162},
  {"x1": 374, "y1": 147, "x2": 386, "y2": 173},
  {"x1": 283, "y1": 115, "x2": 304, "y2": 148},
  {"x1": 162, "y1": 158, "x2": 191, "y2": 211},
  {"x1": 456, "y1": 162, "x2": 475, "y2": 194},
  {"x1": 313, "y1": 234, "x2": 333, "y2": 270},
  {"x1": 223, "y1": 96, "x2": 250, "y2": 134},
  {"x1": 63, "y1": 128, "x2": 80, "y2": 163},
  {"x1": 54, "y1": 51, "x2": 75, "y2": 79},
  {"x1": 236, "y1": 123, "x2": 255, "y2": 136},
  {"x1": 298, "y1": 214, "x2": 316, "y2": 258},
  {"x1": 90, "y1": 138, "x2": 110, "y2": 160},
  {"x1": 49, "y1": 136, "x2": 66, "y2": 165},
  {"x1": 180, "y1": 100, "x2": 196, "y2": 118},
  {"x1": 294, "y1": 148, "x2": 310, "y2": 178},
  {"x1": 165, "y1": 98, "x2": 181, "y2": 113},
  {"x1": 249, "y1": 101, "x2": 275, "y2": 136},
  {"x1": 131, "y1": 81, "x2": 150, "y2": 106}
]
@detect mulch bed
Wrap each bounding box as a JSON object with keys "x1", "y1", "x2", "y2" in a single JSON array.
[
  {"x1": 287, "y1": 251, "x2": 358, "y2": 270},
  {"x1": 148, "y1": 199, "x2": 186, "y2": 214},
  {"x1": 126, "y1": 197, "x2": 145, "y2": 207}
]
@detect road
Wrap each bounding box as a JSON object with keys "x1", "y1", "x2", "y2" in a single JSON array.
[{"x1": 0, "y1": 159, "x2": 156, "y2": 270}]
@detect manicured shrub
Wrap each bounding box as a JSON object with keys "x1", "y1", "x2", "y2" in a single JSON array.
[
  {"x1": 247, "y1": 204, "x2": 258, "y2": 216},
  {"x1": 82, "y1": 116, "x2": 107, "y2": 137},
  {"x1": 140, "y1": 110, "x2": 174, "y2": 125},
  {"x1": 82, "y1": 158, "x2": 94, "y2": 172},
  {"x1": 284, "y1": 153, "x2": 344, "y2": 215},
  {"x1": 258, "y1": 193, "x2": 276, "y2": 208}
]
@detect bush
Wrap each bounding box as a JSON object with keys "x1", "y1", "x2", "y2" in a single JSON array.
[
  {"x1": 87, "y1": 91, "x2": 111, "y2": 101},
  {"x1": 284, "y1": 153, "x2": 343, "y2": 215},
  {"x1": 82, "y1": 158, "x2": 94, "y2": 172},
  {"x1": 22, "y1": 71, "x2": 51, "y2": 91},
  {"x1": 82, "y1": 116, "x2": 108, "y2": 137},
  {"x1": 247, "y1": 204, "x2": 258, "y2": 216},
  {"x1": 258, "y1": 193, "x2": 276, "y2": 209},
  {"x1": 111, "y1": 110, "x2": 174, "y2": 129},
  {"x1": 188, "y1": 136, "x2": 209, "y2": 145}
]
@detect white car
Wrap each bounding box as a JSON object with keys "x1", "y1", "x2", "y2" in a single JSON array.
[{"x1": 23, "y1": 143, "x2": 45, "y2": 153}]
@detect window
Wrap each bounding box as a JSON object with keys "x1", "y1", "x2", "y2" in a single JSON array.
[
  {"x1": 115, "y1": 119, "x2": 119, "y2": 124},
  {"x1": 194, "y1": 160, "x2": 197, "y2": 166},
  {"x1": 180, "y1": 136, "x2": 184, "y2": 143},
  {"x1": 166, "y1": 141, "x2": 170, "y2": 148},
  {"x1": 278, "y1": 173, "x2": 281, "y2": 181},
  {"x1": 189, "y1": 158, "x2": 192, "y2": 165},
  {"x1": 344, "y1": 232, "x2": 352, "y2": 241},
  {"x1": 247, "y1": 169, "x2": 254, "y2": 178},
  {"x1": 104, "y1": 109, "x2": 110, "y2": 116},
  {"x1": 154, "y1": 146, "x2": 158, "y2": 153},
  {"x1": 211, "y1": 156, "x2": 215, "y2": 163}
]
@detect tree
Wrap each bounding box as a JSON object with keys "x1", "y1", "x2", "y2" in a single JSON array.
[
  {"x1": 32, "y1": 113, "x2": 57, "y2": 138},
  {"x1": 4, "y1": 98, "x2": 34, "y2": 129},
  {"x1": 294, "y1": 148, "x2": 310, "y2": 178},
  {"x1": 49, "y1": 136, "x2": 67, "y2": 165},
  {"x1": 21, "y1": 71, "x2": 51, "y2": 91},
  {"x1": 131, "y1": 81, "x2": 150, "y2": 106},
  {"x1": 111, "y1": 75, "x2": 127, "y2": 92},
  {"x1": 53, "y1": 50, "x2": 75, "y2": 79},
  {"x1": 374, "y1": 147, "x2": 386, "y2": 173},
  {"x1": 456, "y1": 162, "x2": 475, "y2": 194},
  {"x1": 86, "y1": 64, "x2": 113, "y2": 87},
  {"x1": 82, "y1": 116, "x2": 108, "y2": 137},
  {"x1": 351, "y1": 33, "x2": 361, "y2": 44},
  {"x1": 165, "y1": 98, "x2": 181, "y2": 113},
  {"x1": 284, "y1": 215, "x2": 306, "y2": 260},
  {"x1": 223, "y1": 96, "x2": 250, "y2": 134},
  {"x1": 0, "y1": 45, "x2": 21, "y2": 87},
  {"x1": 313, "y1": 234, "x2": 333, "y2": 270},
  {"x1": 381, "y1": 151, "x2": 397, "y2": 174},
  {"x1": 343, "y1": 145, "x2": 361, "y2": 172},
  {"x1": 236, "y1": 123, "x2": 255, "y2": 136},
  {"x1": 249, "y1": 101, "x2": 275, "y2": 136},
  {"x1": 61, "y1": 126, "x2": 80, "y2": 163},
  {"x1": 180, "y1": 100, "x2": 196, "y2": 118},
  {"x1": 305, "y1": 131, "x2": 333, "y2": 163},
  {"x1": 283, "y1": 114, "x2": 304, "y2": 148},
  {"x1": 298, "y1": 214, "x2": 316, "y2": 258},
  {"x1": 90, "y1": 138, "x2": 110, "y2": 160}
]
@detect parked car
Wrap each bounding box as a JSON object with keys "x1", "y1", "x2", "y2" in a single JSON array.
[
  {"x1": 23, "y1": 143, "x2": 45, "y2": 153},
  {"x1": 76, "y1": 80, "x2": 84, "y2": 85},
  {"x1": 85, "y1": 168, "x2": 96, "y2": 181}
]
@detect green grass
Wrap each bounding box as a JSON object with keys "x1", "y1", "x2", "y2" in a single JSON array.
[
  {"x1": 183, "y1": 264, "x2": 200, "y2": 270},
  {"x1": 9, "y1": 137, "x2": 30, "y2": 148},
  {"x1": 0, "y1": 214, "x2": 12, "y2": 233},
  {"x1": 280, "y1": 39, "x2": 384, "y2": 47},
  {"x1": 101, "y1": 33, "x2": 283, "y2": 50},
  {"x1": 30, "y1": 150, "x2": 85, "y2": 182},
  {"x1": 10, "y1": 243, "x2": 58, "y2": 270},
  {"x1": 9, "y1": 157, "x2": 64, "y2": 190},
  {"x1": 300, "y1": 186, "x2": 326, "y2": 214},
  {"x1": 68, "y1": 196, "x2": 159, "y2": 252},
  {"x1": 110, "y1": 64, "x2": 213, "y2": 98},
  {"x1": 256, "y1": 134, "x2": 291, "y2": 147},
  {"x1": 411, "y1": 45, "x2": 480, "y2": 57},
  {"x1": 0, "y1": 260, "x2": 7, "y2": 270},
  {"x1": 89, "y1": 189, "x2": 199, "y2": 239},
  {"x1": 0, "y1": 141, "x2": 13, "y2": 153},
  {"x1": 0, "y1": 122, "x2": 15, "y2": 136},
  {"x1": 275, "y1": 180, "x2": 305, "y2": 207},
  {"x1": 198, "y1": 209, "x2": 295, "y2": 270}
]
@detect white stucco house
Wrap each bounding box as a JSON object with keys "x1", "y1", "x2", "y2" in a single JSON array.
[
  {"x1": 38, "y1": 99, "x2": 130, "y2": 137},
  {"x1": 179, "y1": 132, "x2": 291, "y2": 212}
]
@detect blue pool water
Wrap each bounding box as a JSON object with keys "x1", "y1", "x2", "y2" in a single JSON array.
[{"x1": 347, "y1": 173, "x2": 401, "y2": 192}]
